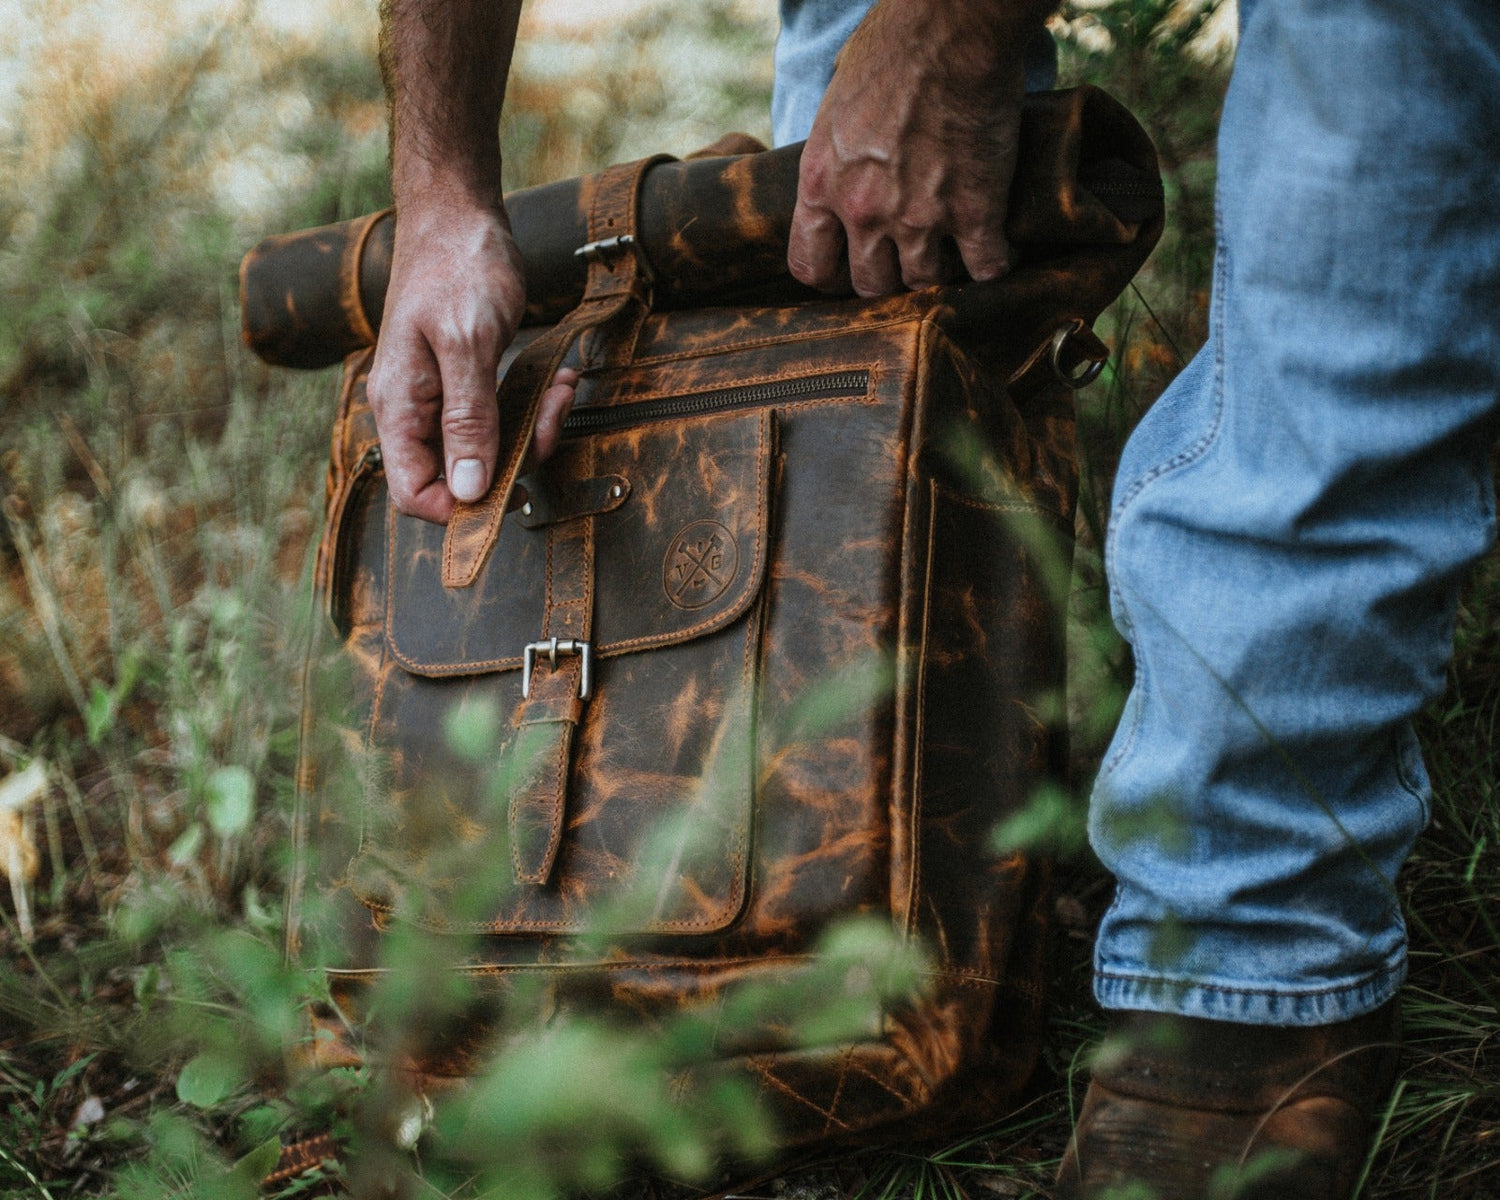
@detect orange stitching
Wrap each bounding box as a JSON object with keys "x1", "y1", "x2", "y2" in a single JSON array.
[
  {"x1": 906, "y1": 482, "x2": 938, "y2": 935},
  {"x1": 625, "y1": 312, "x2": 922, "y2": 368},
  {"x1": 581, "y1": 363, "x2": 881, "y2": 406},
  {"x1": 846, "y1": 1055, "x2": 923, "y2": 1104},
  {"x1": 822, "y1": 1046, "x2": 855, "y2": 1135},
  {"x1": 330, "y1": 956, "x2": 776, "y2": 976},
  {"x1": 747, "y1": 1059, "x2": 852, "y2": 1131},
  {"x1": 935, "y1": 483, "x2": 1067, "y2": 524}
]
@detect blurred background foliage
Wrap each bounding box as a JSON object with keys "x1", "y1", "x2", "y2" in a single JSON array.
[{"x1": 0, "y1": 0, "x2": 1494, "y2": 1196}]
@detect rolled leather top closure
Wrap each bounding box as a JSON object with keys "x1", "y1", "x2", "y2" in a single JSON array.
[{"x1": 239, "y1": 86, "x2": 1165, "y2": 370}]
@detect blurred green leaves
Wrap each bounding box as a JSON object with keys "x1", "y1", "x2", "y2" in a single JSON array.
[{"x1": 204, "y1": 765, "x2": 255, "y2": 839}]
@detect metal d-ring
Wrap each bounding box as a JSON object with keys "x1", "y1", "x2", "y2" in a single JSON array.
[{"x1": 1050, "y1": 324, "x2": 1107, "y2": 389}]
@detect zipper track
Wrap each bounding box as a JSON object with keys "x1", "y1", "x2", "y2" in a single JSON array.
[
  {"x1": 561, "y1": 369, "x2": 870, "y2": 437},
  {"x1": 328, "y1": 442, "x2": 384, "y2": 634}
]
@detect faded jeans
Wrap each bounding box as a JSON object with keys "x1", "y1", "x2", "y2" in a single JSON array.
[{"x1": 774, "y1": 0, "x2": 1500, "y2": 1025}]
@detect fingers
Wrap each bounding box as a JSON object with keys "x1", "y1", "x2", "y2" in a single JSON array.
[
  {"x1": 949, "y1": 188, "x2": 1013, "y2": 283},
  {"x1": 436, "y1": 322, "x2": 504, "y2": 505},
  {"x1": 531, "y1": 367, "x2": 578, "y2": 462},
  {"x1": 789, "y1": 150, "x2": 1010, "y2": 297},
  {"x1": 368, "y1": 330, "x2": 455, "y2": 524},
  {"x1": 787, "y1": 194, "x2": 850, "y2": 293}
]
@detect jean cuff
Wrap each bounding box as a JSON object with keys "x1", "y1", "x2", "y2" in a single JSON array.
[{"x1": 1093, "y1": 952, "x2": 1406, "y2": 1026}]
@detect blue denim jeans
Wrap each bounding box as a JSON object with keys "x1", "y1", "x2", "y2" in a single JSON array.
[
  {"x1": 776, "y1": 0, "x2": 1500, "y2": 1026},
  {"x1": 1094, "y1": 0, "x2": 1500, "y2": 1024}
]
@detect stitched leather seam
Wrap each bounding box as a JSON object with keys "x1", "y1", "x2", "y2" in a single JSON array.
[
  {"x1": 357, "y1": 627, "x2": 395, "y2": 869},
  {"x1": 625, "y1": 313, "x2": 922, "y2": 367},
  {"x1": 581, "y1": 507, "x2": 595, "y2": 642},
  {"x1": 846, "y1": 1056, "x2": 922, "y2": 1104},
  {"x1": 577, "y1": 362, "x2": 881, "y2": 406},
  {"x1": 939, "y1": 491, "x2": 1066, "y2": 522},
  {"x1": 511, "y1": 705, "x2": 572, "y2": 886},
  {"x1": 822, "y1": 1046, "x2": 856, "y2": 1135},
  {"x1": 748, "y1": 1060, "x2": 852, "y2": 1132},
  {"x1": 324, "y1": 955, "x2": 829, "y2": 977},
  {"x1": 908, "y1": 482, "x2": 937, "y2": 935}
]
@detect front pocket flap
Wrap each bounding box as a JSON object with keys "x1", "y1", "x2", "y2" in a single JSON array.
[{"x1": 386, "y1": 407, "x2": 773, "y2": 677}]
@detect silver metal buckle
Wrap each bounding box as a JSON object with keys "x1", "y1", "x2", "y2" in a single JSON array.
[{"x1": 522, "y1": 637, "x2": 593, "y2": 700}]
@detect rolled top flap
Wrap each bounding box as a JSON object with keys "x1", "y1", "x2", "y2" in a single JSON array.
[
  {"x1": 386, "y1": 407, "x2": 774, "y2": 676},
  {"x1": 240, "y1": 85, "x2": 1163, "y2": 369}
]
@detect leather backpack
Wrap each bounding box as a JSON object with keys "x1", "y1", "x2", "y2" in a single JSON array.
[{"x1": 241, "y1": 85, "x2": 1162, "y2": 1165}]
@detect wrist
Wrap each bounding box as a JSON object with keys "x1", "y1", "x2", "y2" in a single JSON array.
[
  {"x1": 844, "y1": 0, "x2": 1045, "y2": 87},
  {"x1": 392, "y1": 161, "x2": 505, "y2": 222}
]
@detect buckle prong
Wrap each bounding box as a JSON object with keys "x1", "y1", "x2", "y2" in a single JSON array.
[{"x1": 573, "y1": 233, "x2": 654, "y2": 285}]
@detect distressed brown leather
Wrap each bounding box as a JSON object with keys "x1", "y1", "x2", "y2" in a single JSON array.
[
  {"x1": 269, "y1": 87, "x2": 1164, "y2": 1158},
  {"x1": 240, "y1": 87, "x2": 1161, "y2": 368}
]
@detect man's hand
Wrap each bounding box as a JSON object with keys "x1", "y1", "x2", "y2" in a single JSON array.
[
  {"x1": 788, "y1": 0, "x2": 1051, "y2": 297},
  {"x1": 369, "y1": 0, "x2": 579, "y2": 524},
  {"x1": 367, "y1": 198, "x2": 522, "y2": 524}
]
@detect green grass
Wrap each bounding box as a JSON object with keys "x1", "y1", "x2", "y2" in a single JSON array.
[{"x1": 0, "y1": 1, "x2": 1495, "y2": 1197}]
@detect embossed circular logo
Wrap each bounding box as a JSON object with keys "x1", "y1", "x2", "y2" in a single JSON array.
[{"x1": 664, "y1": 520, "x2": 738, "y2": 610}]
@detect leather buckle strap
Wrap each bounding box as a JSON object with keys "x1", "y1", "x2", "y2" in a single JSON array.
[
  {"x1": 440, "y1": 153, "x2": 673, "y2": 591},
  {"x1": 506, "y1": 488, "x2": 596, "y2": 886}
]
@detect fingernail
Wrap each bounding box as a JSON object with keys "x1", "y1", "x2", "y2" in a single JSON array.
[{"x1": 450, "y1": 458, "x2": 487, "y2": 502}]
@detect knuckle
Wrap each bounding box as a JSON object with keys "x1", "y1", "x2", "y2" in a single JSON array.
[
  {"x1": 441, "y1": 406, "x2": 497, "y2": 445},
  {"x1": 796, "y1": 158, "x2": 830, "y2": 205},
  {"x1": 385, "y1": 477, "x2": 419, "y2": 515},
  {"x1": 840, "y1": 191, "x2": 884, "y2": 231},
  {"x1": 431, "y1": 315, "x2": 501, "y2": 358}
]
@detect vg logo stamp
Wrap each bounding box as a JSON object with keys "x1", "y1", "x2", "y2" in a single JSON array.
[{"x1": 664, "y1": 520, "x2": 738, "y2": 610}]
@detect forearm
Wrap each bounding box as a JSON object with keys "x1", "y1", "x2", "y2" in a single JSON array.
[
  {"x1": 844, "y1": 0, "x2": 1053, "y2": 61},
  {"x1": 379, "y1": 0, "x2": 524, "y2": 211},
  {"x1": 368, "y1": 0, "x2": 536, "y2": 523}
]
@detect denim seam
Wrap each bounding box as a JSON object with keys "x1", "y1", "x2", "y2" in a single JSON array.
[
  {"x1": 1106, "y1": 232, "x2": 1230, "y2": 539},
  {"x1": 1097, "y1": 224, "x2": 1229, "y2": 785},
  {"x1": 1093, "y1": 955, "x2": 1404, "y2": 999},
  {"x1": 1390, "y1": 725, "x2": 1431, "y2": 826}
]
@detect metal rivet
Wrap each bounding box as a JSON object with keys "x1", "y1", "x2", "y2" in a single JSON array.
[
  {"x1": 610, "y1": 484, "x2": 623, "y2": 499},
  {"x1": 521, "y1": 501, "x2": 533, "y2": 516}
]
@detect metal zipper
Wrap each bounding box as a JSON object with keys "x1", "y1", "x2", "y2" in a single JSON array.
[
  {"x1": 561, "y1": 369, "x2": 870, "y2": 437},
  {"x1": 328, "y1": 442, "x2": 383, "y2": 633}
]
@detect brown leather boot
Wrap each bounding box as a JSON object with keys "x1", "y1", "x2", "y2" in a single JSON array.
[{"x1": 1055, "y1": 1001, "x2": 1401, "y2": 1200}]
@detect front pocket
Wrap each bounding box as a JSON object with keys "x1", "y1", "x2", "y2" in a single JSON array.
[{"x1": 348, "y1": 407, "x2": 775, "y2": 938}]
